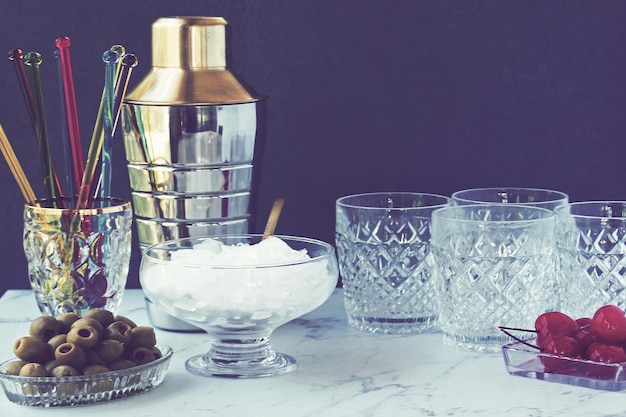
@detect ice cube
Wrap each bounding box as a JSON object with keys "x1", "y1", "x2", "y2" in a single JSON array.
[{"x1": 194, "y1": 238, "x2": 223, "y2": 254}]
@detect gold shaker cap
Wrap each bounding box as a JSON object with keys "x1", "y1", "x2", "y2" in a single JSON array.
[{"x1": 125, "y1": 16, "x2": 263, "y2": 105}]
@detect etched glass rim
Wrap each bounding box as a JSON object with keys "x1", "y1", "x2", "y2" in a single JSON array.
[
  {"x1": 554, "y1": 201, "x2": 626, "y2": 219},
  {"x1": 432, "y1": 203, "x2": 555, "y2": 225},
  {"x1": 25, "y1": 197, "x2": 131, "y2": 216},
  {"x1": 127, "y1": 162, "x2": 254, "y2": 170},
  {"x1": 336, "y1": 192, "x2": 450, "y2": 212},
  {"x1": 451, "y1": 187, "x2": 568, "y2": 207}
]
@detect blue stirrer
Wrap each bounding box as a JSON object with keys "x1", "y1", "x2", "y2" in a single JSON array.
[{"x1": 98, "y1": 49, "x2": 119, "y2": 200}]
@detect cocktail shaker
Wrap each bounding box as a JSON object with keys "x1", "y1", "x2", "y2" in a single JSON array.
[
  {"x1": 122, "y1": 16, "x2": 265, "y2": 250},
  {"x1": 121, "y1": 16, "x2": 266, "y2": 330}
]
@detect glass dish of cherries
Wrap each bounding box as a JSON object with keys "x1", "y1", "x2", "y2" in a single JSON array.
[{"x1": 501, "y1": 305, "x2": 626, "y2": 391}]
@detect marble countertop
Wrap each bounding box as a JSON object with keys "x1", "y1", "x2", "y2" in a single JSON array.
[{"x1": 0, "y1": 289, "x2": 624, "y2": 416}]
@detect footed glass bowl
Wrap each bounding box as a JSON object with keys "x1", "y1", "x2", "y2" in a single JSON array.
[{"x1": 140, "y1": 234, "x2": 339, "y2": 378}]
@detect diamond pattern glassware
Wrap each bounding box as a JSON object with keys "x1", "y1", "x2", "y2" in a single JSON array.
[
  {"x1": 23, "y1": 197, "x2": 133, "y2": 316},
  {"x1": 451, "y1": 187, "x2": 569, "y2": 210},
  {"x1": 335, "y1": 192, "x2": 450, "y2": 334},
  {"x1": 431, "y1": 204, "x2": 557, "y2": 352},
  {"x1": 555, "y1": 202, "x2": 626, "y2": 319}
]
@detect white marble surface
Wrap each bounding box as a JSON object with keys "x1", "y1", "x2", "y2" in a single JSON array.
[{"x1": 0, "y1": 289, "x2": 624, "y2": 416}]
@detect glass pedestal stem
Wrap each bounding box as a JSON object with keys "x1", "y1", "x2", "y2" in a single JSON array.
[{"x1": 185, "y1": 330, "x2": 297, "y2": 378}]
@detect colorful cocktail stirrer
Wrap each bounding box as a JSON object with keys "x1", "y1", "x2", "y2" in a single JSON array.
[
  {"x1": 98, "y1": 48, "x2": 119, "y2": 200},
  {"x1": 6, "y1": 40, "x2": 137, "y2": 212},
  {"x1": 113, "y1": 53, "x2": 138, "y2": 131},
  {"x1": 54, "y1": 49, "x2": 74, "y2": 200},
  {"x1": 23, "y1": 52, "x2": 60, "y2": 203},
  {"x1": 79, "y1": 45, "x2": 134, "y2": 208},
  {"x1": 7, "y1": 49, "x2": 36, "y2": 133},
  {"x1": 91, "y1": 45, "x2": 124, "y2": 198},
  {"x1": 9, "y1": 49, "x2": 63, "y2": 204},
  {"x1": 55, "y1": 36, "x2": 84, "y2": 196}
]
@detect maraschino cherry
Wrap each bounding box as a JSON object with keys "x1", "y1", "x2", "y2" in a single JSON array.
[
  {"x1": 540, "y1": 335, "x2": 582, "y2": 373},
  {"x1": 501, "y1": 304, "x2": 626, "y2": 370},
  {"x1": 542, "y1": 335, "x2": 581, "y2": 358},
  {"x1": 572, "y1": 321, "x2": 599, "y2": 350},
  {"x1": 534, "y1": 311, "x2": 579, "y2": 348},
  {"x1": 592, "y1": 305, "x2": 626, "y2": 344},
  {"x1": 585, "y1": 342, "x2": 626, "y2": 364}
]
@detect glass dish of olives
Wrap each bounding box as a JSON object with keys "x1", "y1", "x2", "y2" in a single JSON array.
[
  {"x1": 0, "y1": 310, "x2": 173, "y2": 406},
  {"x1": 0, "y1": 344, "x2": 172, "y2": 406}
]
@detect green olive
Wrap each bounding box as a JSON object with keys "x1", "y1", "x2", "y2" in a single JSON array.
[
  {"x1": 114, "y1": 315, "x2": 137, "y2": 329},
  {"x1": 10, "y1": 310, "x2": 160, "y2": 378},
  {"x1": 55, "y1": 312, "x2": 80, "y2": 332},
  {"x1": 128, "y1": 326, "x2": 156, "y2": 349},
  {"x1": 66, "y1": 325, "x2": 99, "y2": 350},
  {"x1": 126, "y1": 346, "x2": 156, "y2": 365},
  {"x1": 85, "y1": 349, "x2": 107, "y2": 367},
  {"x1": 19, "y1": 362, "x2": 48, "y2": 377},
  {"x1": 152, "y1": 346, "x2": 163, "y2": 360},
  {"x1": 29, "y1": 315, "x2": 62, "y2": 342},
  {"x1": 82, "y1": 309, "x2": 115, "y2": 328},
  {"x1": 54, "y1": 342, "x2": 86, "y2": 369},
  {"x1": 83, "y1": 365, "x2": 110, "y2": 375},
  {"x1": 92, "y1": 339, "x2": 124, "y2": 363},
  {"x1": 55, "y1": 381, "x2": 78, "y2": 397},
  {"x1": 13, "y1": 336, "x2": 53, "y2": 363},
  {"x1": 48, "y1": 334, "x2": 67, "y2": 352},
  {"x1": 71, "y1": 318, "x2": 103, "y2": 336},
  {"x1": 108, "y1": 359, "x2": 137, "y2": 371},
  {"x1": 4, "y1": 360, "x2": 28, "y2": 376},
  {"x1": 105, "y1": 321, "x2": 132, "y2": 343},
  {"x1": 51, "y1": 365, "x2": 81, "y2": 377},
  {"x1": 44, "y1": 359, "x2": 61, "y2": 374}
]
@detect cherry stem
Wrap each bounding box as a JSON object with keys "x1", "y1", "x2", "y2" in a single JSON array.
[{"x1": 497, "y1": 326, "x2": 541, "y2": 351}]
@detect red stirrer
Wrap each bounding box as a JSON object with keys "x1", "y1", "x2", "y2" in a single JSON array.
[{"x1": 55, "y1": 36, "x2": 83, "y2": 195}]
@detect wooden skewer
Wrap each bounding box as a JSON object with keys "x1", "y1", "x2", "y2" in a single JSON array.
[
  {"x1": 0, "y1": 124, "x2": 37, "y2": 204},
  {"x1": 262, "y1": 198, "x2": 285, "y2": 239}
]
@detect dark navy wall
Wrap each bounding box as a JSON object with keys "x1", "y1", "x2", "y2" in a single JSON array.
[{"x1": 1, "y1": 1, "x2": 625, "y2": 295}]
